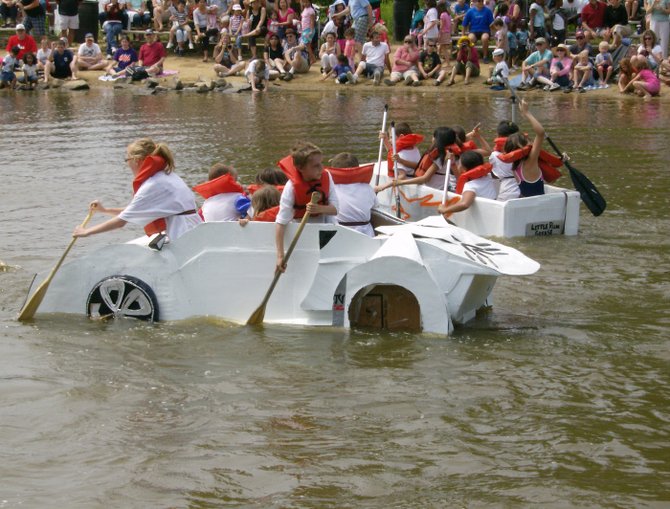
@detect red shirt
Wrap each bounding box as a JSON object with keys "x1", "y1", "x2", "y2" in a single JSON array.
[
  {"x1": 139, "y1": 41, "x2": 166, "y2": 67},
  {"x1": 581, "y1": 1, "x2": 606, "y2": 29},
  {"x1": 6, "y1": 34, "x2": 37, "y2": 60}
]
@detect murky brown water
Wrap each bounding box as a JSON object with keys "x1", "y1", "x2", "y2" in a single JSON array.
[{"x1": 1, "y1": 89, "x2": 669, "y2": 508}]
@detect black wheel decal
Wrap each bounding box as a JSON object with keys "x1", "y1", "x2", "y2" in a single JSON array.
[{"x1": 86, "y1": 276, "x2": 159, "y2": 322}]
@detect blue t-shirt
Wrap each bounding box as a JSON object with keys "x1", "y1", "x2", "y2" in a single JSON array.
[
  {"x1": 462, "y1": 5, "x2": 494, "y2": 33},
  {"x1": 113, "y1": 47, "x2": 138, "y2": 70},
  {"x1": 333, "y1": 63, "x2": 352, "y2": 75},
  {"x1": 52, "y1": 49, "x2": 74, "y2": 78},
  {"x1": 507, "y1": 30, "x2": 517, "y2": 49},
  {"x1": 348, "y1": 0, "x2": 371, "y2": 19}
]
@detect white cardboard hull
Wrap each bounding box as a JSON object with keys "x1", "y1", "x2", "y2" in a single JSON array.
[
  {"x1": 373, "y1": 162, "x2": 581, "y2": 238},
  {"x1": 25, "y1": 221, "x2": 540, "y2": 335}
]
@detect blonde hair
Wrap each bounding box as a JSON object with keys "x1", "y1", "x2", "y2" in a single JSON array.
[
  {"x1": 291, "y1": 141, "x2": 322, "y2": 169},
  {"x1": 127, "y1": 138, "x2": 175, "y2": 173},
  {"x1": 252, "y1": 185, "x2": 281, "y2": 215}
]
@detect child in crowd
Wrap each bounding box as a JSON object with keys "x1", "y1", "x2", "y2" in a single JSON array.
[
  {"x1": 617, "y1": 57, "x2": 635, "y2": 93},
  {"x1": 229, "y1": 4, "x2": 245, "y2": 58},
  {"x1": 264, "y1": 33, "x2": 287, "y2": 78},
  {"x1": 319, "y1": 31, "x2": 340, "y2": 76},
  {"x1": 1, "y1": 46, "x2": 20, "y2": 89},
  {"x1": 573, "y1": 49, "x2": 594, "y2": 92},
  {"x1": 36, "y1": 36, "x2": 52, "y2": 72},
  {"x1": 451, "y1": 0, "x2": 468, "y2": 34},
  {"x1": 491, "y1": 18, "x2": 509, "y2": 55},
  {"x1": 380, "y1": 122, "x2": 424, "y2": 179},
  {"x1": 595, "y1": 40, "x2": 613, "y2": 87},
  {"x1": 168, "y1": 0, "x2": 195, "y2": 56},
  {"x1": 193, "y1": 163, "x2": 246, "y2": 222},
  {"x1": 18, "y1": 52, "x2": 38, "y2": 89},
  {"x1": 549, "y1": 0, "x2": 567, "y2": 46},
  {"x1": 245, "y1": 58, "x2": 269, "y2": 91},
  {"x1": 437, "y1": 2, "x2": 451, "y2": 66},
  {"x1": 343, "y1": 27, "x2": 356, "y2": 69},
  {"x1": 299, "y1": 0, "x2": 317, "y2": 64},
  {"x1": 411, "y1": 19, "x2": 424, "y2": 49},
  {"x1": 437, "y1": 150, "x2": 497, "y2": 218},
  {"x1": 624, "y1": 56, "x2": 661, "y2": 100},
  {"x1": 321, "y1": 53, "x2": 353, "y2": 83},
  {"x1": 238, "y1": 185, "x2": 282, "y2": 225},
  {"x1": 507, "y1": 21, "x2": 518, "y2": 68},
  {"x1": 267, "y1": 9, "x2": 280, "y2": 39},
  {"x1": 485, "y1": 47, "x2": 509, "y2": 89},
  {"x1": 275, "y1": 141, "x2": 339, "y2": 273},
  {"x1": 515, "y1": 20, "x2": 530, "y2": 65},
  {"x1": 329, "y1": 152, "x2": 377, "y2": 237},
  {"x1": 490, "y1": 120, "x2": 520, "y2": 201}
]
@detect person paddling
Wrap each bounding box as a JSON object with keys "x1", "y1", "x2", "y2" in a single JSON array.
[
  {"x1": 73, "y1": 138, "x2": 201, "y2": 241},
  {"x1": 275, "y1": 142, "x2": 339, "y2": 273}
]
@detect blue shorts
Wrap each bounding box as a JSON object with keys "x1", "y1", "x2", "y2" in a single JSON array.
[{"x1": 1, "y1": 71, "x2": 16, "y2": 82}]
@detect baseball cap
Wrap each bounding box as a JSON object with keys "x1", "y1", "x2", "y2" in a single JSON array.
[
  {"x1": 16, "y1": 23, "x2": 25, "y2": 30},
  {"x1": 232, "y1": 4, "x2": 242, "y2": 10},
  {"x1": 145, "y1": 28, "x2": 154, "y2": 34},
  {"x1": 492, "y1": 48, "x2": 504, "y2": 57},
  {"x1": 85, "y1": 32, "x2": 94, "y2": 39},
  {"x1": 535, "y1": 37, "x2": 547, "y2": 44}
]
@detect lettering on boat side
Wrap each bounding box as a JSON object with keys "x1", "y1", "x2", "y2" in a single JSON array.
[
  {"x1": 332, "y1": 277, "x2": 347, "y2": 327},
  {"x1": 526, "y1": 221, "x2": 564, "y2": 236}
]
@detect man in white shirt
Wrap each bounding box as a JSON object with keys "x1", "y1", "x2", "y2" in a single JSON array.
[
  {"x1": 349, "y1": 29, "x2": 391, "y2": 85},
  {"x1": 72, "y1": 33, "x2": 107, "y2": 79}
]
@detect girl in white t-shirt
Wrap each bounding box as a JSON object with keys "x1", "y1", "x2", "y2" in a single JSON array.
[
  {"x1": 438, "y1": 150, "x2": 497, "y2": 218},
  {"x1": 73, "y1": 138, "x2": 201, "y2": 242}
]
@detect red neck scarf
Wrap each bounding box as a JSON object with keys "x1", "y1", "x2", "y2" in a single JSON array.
[{"x1": 132, "y1": 154, "x2": 168, "y2": 236}]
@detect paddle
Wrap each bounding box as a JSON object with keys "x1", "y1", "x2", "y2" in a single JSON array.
[
  {"x1": 374, "y1": 104, "x2": 389, "y2": 186},
  {"x1": 441, "y1": 158, "x2": 452, "y2": 204},
  {"x1": 17, "y1": 209, "x2": 95, "y2": 321},
  {"x1": 546, "y1": 136, "x2": 607, "y2": 217},
  {"x1": 246, "y1": 192, "x2": 319, "y2": 326},
  {"x1": 390, "y1": 121, "x2": 402, "y2": 219}
]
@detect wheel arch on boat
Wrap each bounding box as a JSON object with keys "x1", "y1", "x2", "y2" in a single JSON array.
[{"x1": 338, "y1": 256, "x2": 453, "y2": 335}]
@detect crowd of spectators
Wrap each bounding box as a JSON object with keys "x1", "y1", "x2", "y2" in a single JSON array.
[{"x1": 1, "y1": 0, "x2": 669, "y2": 97}]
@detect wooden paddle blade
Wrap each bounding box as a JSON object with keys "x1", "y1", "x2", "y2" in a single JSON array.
[
  {"x1": 16, "y1": 280, "x2": 49, "y2": 321},
  {"x1": 246, "y1": 303, "x2": 266, "y2": 326},
  {"x1": 566, "y1": 161, "x2": 607, "y2": 217}
]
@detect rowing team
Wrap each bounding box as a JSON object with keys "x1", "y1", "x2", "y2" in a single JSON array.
[{"x1": 71, "y1": 99, "x2": 562, "y2": 271}]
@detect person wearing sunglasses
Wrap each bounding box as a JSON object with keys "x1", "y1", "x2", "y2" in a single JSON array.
[
  {"x1": 384, "y1": 35, "x2": 421, "y2": 86},
  {"x1": 568, "y1": 29, "x2": 592, "y2": 55},
  {"x1": 637, "y1": 28, "x2": 664, "y2": 68}
]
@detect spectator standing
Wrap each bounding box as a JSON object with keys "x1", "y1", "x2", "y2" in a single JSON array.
[
  {"x1": 421, "y1": 0, "x2": 439, "y2": 49},
  {"x1": 18, "y1": 0, "x2": 47, "y2": 37},
  {"x1": 646, "y1": 0, "x2": 670, "y2": 58},
  {"x1": 332, "y1": 0, "x2": 373, "y2": 62},
  {"x1": 529, "y1": 0, "x2": 547, "y2": 40},
  {"x1": 57, "y1": 0, "x2": 81, "y2": 46}
]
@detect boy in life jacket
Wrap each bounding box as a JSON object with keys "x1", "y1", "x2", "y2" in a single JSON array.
[
  {"x1": 380, "y1": 122, "x2": 424, "y2": 179},
  {"x1": 193, "y1": 163, "x2": 246, "y2": 221},
  {"x1": 437, "y1": 150, "x2": 497, "y2": 217},
  {"x1": 275, "y1": 141, "x2": 339, "y2": 273},
  {"x1": 490, "y1": 119, "x2": 521, "y2": 201},
  {"x1": 328, "y1": 152, "x2": 377, "y2": 237}
]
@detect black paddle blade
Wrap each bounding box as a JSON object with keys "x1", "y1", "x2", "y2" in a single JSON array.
[{"x1": 566, "y1": 160, "x2": 607, "y2": 216}]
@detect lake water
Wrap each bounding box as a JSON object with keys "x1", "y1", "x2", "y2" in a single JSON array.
[{"x1": 1, "y1": 88, "x2": 669, "y2": 508}]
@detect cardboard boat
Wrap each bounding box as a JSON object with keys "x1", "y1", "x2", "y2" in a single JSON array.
[
  {"x1": 373, "y1": 162, "x2": 581, "y2": 238},
  {"x1": 22, "y1": 219, "x2": 540, "y2": 335}
]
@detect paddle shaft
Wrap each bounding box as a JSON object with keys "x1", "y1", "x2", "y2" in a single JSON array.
[
  {"x1": 17, "y1": 209, "x2": 95, "y2": 321},
  {"x1": 374, "y1": 104, "x2": 389, "y2": 186},
  {"x1": 546, "y1": 136, "x2": 607, "y2": 217},
  {"x1": 441, "y1": 158, "x2": 452, "y2": 205},
  {"x1": 246, "y1": 192, "x2": 319, "y2": 325},
  {"x1": 390, "y1": 122, "x2": 402, "y2": 219}
]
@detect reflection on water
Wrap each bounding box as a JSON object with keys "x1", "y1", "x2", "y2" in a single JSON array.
[{"x1": 1, "y1": 89, "x2": 669, "y2": 507}]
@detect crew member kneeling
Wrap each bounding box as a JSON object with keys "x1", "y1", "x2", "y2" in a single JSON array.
[
  {"x1": 437, "y1": 150, "x2": 497, "y2": 217},
  {"x1": 275, "y1": 141, "x2": 339, "y2": 273}
]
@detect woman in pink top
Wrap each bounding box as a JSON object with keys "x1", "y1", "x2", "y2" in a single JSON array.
[
  {"x1": 275, "y1": 0, "x2": 295, "y2": 41},
  {"x1": 536, "y1": 43, "x2": 573, "y2": 90},
  {"x1": 624, "y1": 56, "x2": 661, "y2": 100},
  {"x1": 383, "y1": 35, "x2": 421, "y2": 85}
]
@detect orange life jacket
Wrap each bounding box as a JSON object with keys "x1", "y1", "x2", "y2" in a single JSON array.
[
  {"x1": 327, "y1": 164, "x2": 375, "y2": 185},
  {"x1": 415, "y1": 148, "x2": 439, "y2": 177},
  {"x1": 246, "y1": 183, "x2": 285, "y2": 195},
  {"x1": 493, "y1": 137, "x2": 507, "y2": 152},
  {"x1": 254, "y1": 205, "x2": 280, "y2": 222},
  {"x1": 386, "y1": 133, "x2": 424, "y2": 176},
  {"x1": 497, "y1": 145, "x2": 563, "y2": 184},
  {"x1": 192, "y1": 173, "x2": 245, "y2": 199},
  {"x1": 132, "y1": 154, "x2": 168, "y2": 236},
  {"x1": 461, "y1": 140, "x2": 478, "y2": 151},
  {"x1": 455, "y1": 163, "x2": 493, "y2": 194},
  {"x1": 278, "y1": 154, "x2": 331, "y2": 219}
]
